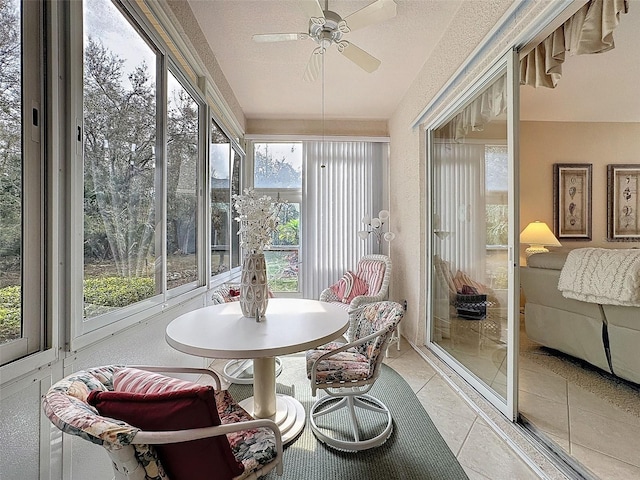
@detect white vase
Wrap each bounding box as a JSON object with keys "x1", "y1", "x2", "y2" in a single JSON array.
[{"x1": 240, "y1": 252, "x2": 269, "y2": 318}]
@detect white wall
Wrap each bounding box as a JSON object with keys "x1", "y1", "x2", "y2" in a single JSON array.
[{"x1": 387, "y1": 0, "x2": 517, "y2": 346}]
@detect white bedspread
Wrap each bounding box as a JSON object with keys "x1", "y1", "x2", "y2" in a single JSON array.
[{"x1": 558, "y1": 248, "x2": 640, "y2": 306}]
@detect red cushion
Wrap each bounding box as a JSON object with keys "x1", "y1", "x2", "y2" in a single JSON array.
[{"x1": 87, "y1": 385, "x2": 244, "y2": 480}]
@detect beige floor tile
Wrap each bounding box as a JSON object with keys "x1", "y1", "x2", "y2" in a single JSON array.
[
  {"x1": 519, "y1": 390, "x2": 569, "y2": 440},
  {"x1": 385, "y1": 348, "x2": 437, "y2": 393},
  {"x1": 462, "y1": 465, "x2": 494, "y2": 480},
  {"x1": 421, "y1": 403, "x2": 477, "y2": 455},
  {"x1": 457, "y1": 421, "x2": 540, "y2": 480},
  {"x1": 571, "y1": 443, "x2": 640, "y2": 480},
  {"x1": 416, "y1": 375, "x2": 478, "y2": 421},
  {"x1": 567, "y1": 383, "x2": 640, "y2": 427},
  {"x1": 519, "y1": 366, "x2": 568, "y2": 404},
  {"x1": 570, "y1": 408, "x2": 640, "y2": 467}
]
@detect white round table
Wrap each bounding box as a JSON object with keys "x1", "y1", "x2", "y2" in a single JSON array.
[{"x1": 165, "y1": 298, "x2": 349, "y2": 443}]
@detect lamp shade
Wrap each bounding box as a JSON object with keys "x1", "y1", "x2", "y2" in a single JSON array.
[{"x1": 520, "y1": 221, "x2": 561, "y2": 256}]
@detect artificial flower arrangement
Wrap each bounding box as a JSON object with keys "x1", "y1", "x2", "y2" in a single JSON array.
[{"x1": 232, "y1": 188, "x2": 282, "y2": 254}]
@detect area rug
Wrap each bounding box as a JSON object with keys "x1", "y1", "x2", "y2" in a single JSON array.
[
  {"x1": 229, "y1": 354, "x2": 468, "y2": 480},
  {"x1": 520, "y1": 334, "x2": 640, "y2": 418}
]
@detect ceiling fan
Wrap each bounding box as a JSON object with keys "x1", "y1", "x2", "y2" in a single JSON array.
[{"x1": 252, "y1": 0, "x2": 397, "y2": 81}]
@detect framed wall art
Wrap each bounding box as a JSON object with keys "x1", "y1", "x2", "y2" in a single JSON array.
[
  {"x1": 553, "y1": 163, "x2": 592, "y2": 240},
  {"x1": 607, "y1": 164, "x2": 640, "y2": 241}
]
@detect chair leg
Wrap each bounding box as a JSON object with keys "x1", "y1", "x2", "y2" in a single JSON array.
[{"x1": 310, "y1": 393, "x2": 393, "y2": 452}]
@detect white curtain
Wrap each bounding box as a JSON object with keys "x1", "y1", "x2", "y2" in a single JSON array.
[{"x1": 301, "y1": 141, "x2": 386, "y2": 299}]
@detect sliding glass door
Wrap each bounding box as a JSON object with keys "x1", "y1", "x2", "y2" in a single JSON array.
[{"x1": 427, "y1": 51, "x2": 519, "y2": 419}]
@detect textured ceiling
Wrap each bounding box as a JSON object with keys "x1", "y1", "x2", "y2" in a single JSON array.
[
  {"x1": 187, "y1": 0, "x2": 640, "y2": 123},
  {"x1": 187, "y1": 0, "x2": 463, "y2": 121}
]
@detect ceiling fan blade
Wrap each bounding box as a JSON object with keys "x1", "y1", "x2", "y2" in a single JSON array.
[
  {"x1": 299, "y1": 0, "x2": 324, "y2": 20},
  {"x1": 339, "y1": 42, "x2": 381, "y2": 73},
  {"x1": 252, "y1": 33, "x2": 308, "y2": 43},
  {"x1": 344, "y1": 0, "x2": 397, "y2": 32},
  {"x1": 303, "y1": 47, "x2": 323, "y2": 82}
]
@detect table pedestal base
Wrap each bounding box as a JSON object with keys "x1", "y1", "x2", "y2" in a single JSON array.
[{"x1": 238, "y1": 395, "x2": 305, "y2": 444}]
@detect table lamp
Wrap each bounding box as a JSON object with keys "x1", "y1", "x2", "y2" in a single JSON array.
[{"x1": 520, "y1": 221, "x2": 561, "y2": 257}]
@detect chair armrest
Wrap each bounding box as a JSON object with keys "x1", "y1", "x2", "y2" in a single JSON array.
[
  {"x1": 349, "y1": 292, "x2": 387, "y2": 309},
  {"x1": 320, "y1": 288, "x2": 339, "y2": 302},
  {"x1": 127, "y1": 366, "x2": 223, "y2": 391},
  {"x1": 132, "y1": 418, "x2": 284, "y2": 475}
]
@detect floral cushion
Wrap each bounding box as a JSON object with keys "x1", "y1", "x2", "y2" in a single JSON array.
[
  {"x1": 306, "y1": 345, "x2": 371, "y2": 383},
  {"x1": 90, "y1": 368, "x2": 244, "y2": 480},
  {"x1": 307, "y1": 301, "x2": 404, "y2": 388},
  {"x1": 215, "y1": 390, "x2": 278, "y2": 479},
  {"x1": 43, "y1": 366, "x2": 279, "y2": 480},
  {"x1": 42, "y1": 366, "x2": 169, "y2": 480}
]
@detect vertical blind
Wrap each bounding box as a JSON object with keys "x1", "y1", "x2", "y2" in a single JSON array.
[
  {"x1": 302, "y1": 141, "x2": 386, "y2": 299},
  {"x1": 433, "y1": 142, "x2": 486, "y2": 282}
]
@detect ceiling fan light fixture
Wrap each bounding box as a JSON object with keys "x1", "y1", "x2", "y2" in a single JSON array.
[{"x1": 252, "y1": 0, "x2": 397, "y2": 81}]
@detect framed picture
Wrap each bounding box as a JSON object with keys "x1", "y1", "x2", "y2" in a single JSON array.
[
  {"x1": 553, "y1": 163, "x2": 592, "y2": 240},
  {"x1": 607, "y1": 164, "x2": 640, "y2": 241}
]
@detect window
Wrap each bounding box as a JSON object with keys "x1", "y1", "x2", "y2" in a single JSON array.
[
  {"x1": 0, "y1": 0, "x2": 44, "y2": 364},
  {"x1": 166, "y1": 70, "x2": 200, "y2": 290},
  {"x1": 82, "y1": 0, "x2": 160, "y2": 320},
  {"x1": 77, "y1": 0, "x2": 208, "y2": 337},
  {"x1": 210, "y1": 119, "x2": 242, "y2": 276},
  {"x1": 252, "y1": 142, "x2": 302, "y2": 293},
  {"x1": 254, "y1": 143, "x2": 302, "y2": 189}
]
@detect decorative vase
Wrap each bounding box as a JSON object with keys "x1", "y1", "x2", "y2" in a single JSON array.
[{"x1": 240, "y1": 252, "x2": 269, "y2": 318}]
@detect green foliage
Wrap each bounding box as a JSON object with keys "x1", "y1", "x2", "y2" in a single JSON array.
[
  {"x1": 0, "y1": 285, "x2": 20, "y2": 343},
  {"x1": 83, "y1": 276, "x2": 154, "y2": 307},
  {"x1": 486, "y1": 204, "x2": 508, "y2": 245},
  {"x1": 0, "y1": 306, "x2": 20, "y2": 344},
  {"x1": 0, "y1": 285, "x2": 20, "y2": 308},
  {"x1": 276, "y1": 218, "x2": 300, "y2": 245}
]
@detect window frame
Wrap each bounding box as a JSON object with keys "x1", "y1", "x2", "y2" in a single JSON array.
[
  {"x1": 208, "y1": 115, "x2": 245, "y2": 286},
  {"x1": 68, "y1": 0, "x2": 209, "y2": 349},
  {"x1": 0, "y1": 0, "x2": 47, "y2": 366}
]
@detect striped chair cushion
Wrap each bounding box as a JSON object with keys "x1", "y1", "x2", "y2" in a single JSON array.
[
  {"x1": 356, "y1": 259, "x2": 386, "y2": 295},
  {"x1": 114, "y1": 368, "x2": 202, "y2": 395}
]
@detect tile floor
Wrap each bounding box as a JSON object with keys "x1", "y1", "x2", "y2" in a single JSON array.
[
  {"x1": 383, "y1": 342, "x2": 542, "y2": 480},
  {"x1": 519, "y1": 348, "x2": 640, "y2": 479},
  {"x1": 419, "y1": 314, "x2": 640, "y2": 480},
  {"x1": 212, "y1": 332, "x2": 640, "y2": 479}
]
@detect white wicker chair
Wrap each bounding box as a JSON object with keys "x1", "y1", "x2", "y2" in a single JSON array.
[
  {"x1": 306, "y1": 301, "x2": 404, "y2": 451},
  {"x1": 319, "y1": 254, "x2": 399, "y2": 350},
  {"x1": 42, "y1": 365, "x2": 283, "y2": 480}
]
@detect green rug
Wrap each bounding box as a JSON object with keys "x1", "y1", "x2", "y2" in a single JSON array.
[{"x1": 229, "y1": 354, "x2": 468, "y2": 480}]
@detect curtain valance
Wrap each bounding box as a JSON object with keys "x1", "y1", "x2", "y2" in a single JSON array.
[{"x1": 520, "y1": 0, "x2": 629, "y2": 88}]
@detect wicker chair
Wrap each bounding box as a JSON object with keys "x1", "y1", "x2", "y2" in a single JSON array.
[
  {"x1": 211, "y1": 283, "x2": 283, "y2": 384},
  {"x1": 319, "y1": 254, "x2": 399, "y2": 351},
  {"x1": 306, "y1": 301, "x2": 404, "y2": 451},
  {"x1": 42, "y1": 365, "x2": 283, "y2": 480}
]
